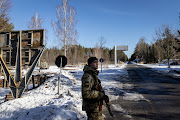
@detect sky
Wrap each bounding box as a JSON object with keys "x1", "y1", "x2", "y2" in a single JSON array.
[{"x1": 9, "y1": 0, "x2": 180, "y2": 58}]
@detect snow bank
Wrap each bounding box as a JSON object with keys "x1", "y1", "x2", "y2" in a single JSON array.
[
  {"x1": 137, "y1": 63, "x2": 180, "y2": 78},
  {"x1": 0, "y1": 76, "x2": 4, "y2": 79},
  {"x1": 0, "y1": 69, "x2": 86, "y2": 120},
  {"x1": 123, "y1": 93, "x2": 148, "y2": 101},
  {"x1": 0, "y1": 63, "x2": 147, "y2": 119},
  {"x1": 0, "y1": 88, "x2": 10, "y2": 104}
]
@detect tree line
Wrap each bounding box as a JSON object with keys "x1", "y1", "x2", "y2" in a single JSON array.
[
  {"x1": 130, "y1": 25, "x2": 180, "y2": 67},
  {"x1": 40, "y1": 45, "x2": 128, "y2": 65}
]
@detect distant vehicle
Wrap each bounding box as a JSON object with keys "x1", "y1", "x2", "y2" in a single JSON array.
[
  {"x1": 161, "y1": 59, "x2": 179, "y2": 65},
  {"x1": 134, "y1": 58, "x2": 140, "y2": 63},
  {"x1": 169, "y1": 61, "x2": 178, "y2": 65}
]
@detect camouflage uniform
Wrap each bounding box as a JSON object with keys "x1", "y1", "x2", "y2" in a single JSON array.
[{"x1": 81, "y1": 64, "x2": 104, "y2": 120}]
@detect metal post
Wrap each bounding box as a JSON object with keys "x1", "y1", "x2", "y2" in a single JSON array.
[
  {"x1": 25, "y1": 75, "x2": 26, "y2": 89},
  {"x1": 58, "y1": 57, "x2": 62, "y2": 95},
  {"x1": 101, "y1": 62, "x2": 102, "y2": 73},
  {"x1": 3, "y1": 78, "x2": 4, "y2": 88},
  {"x1": 57, "y1": 73, "x2": 61, "y2": 95},
  {"x1": 18, "y1": 46, "x2": 45, "y2": 98},
  {"x1": 114, "y1": 45, "x2": 117, "y2": 65},
  {"x1": 32, "y1": 75, "x2": 35, "y2": 88},
  {"x1": 15, "y1": 31, "x2": 22, "y2": 83}
]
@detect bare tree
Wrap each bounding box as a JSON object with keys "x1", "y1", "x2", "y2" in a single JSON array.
[
  {"x1": 0, "y1": 0, "x2": 10, "y2": 14},
  {"x1": 154, "y1": 39, "x2": 163, "y2": 64},
  {"x1": 28, "y1": 11, "x2": 43, "y2": 29},
  {"x1": 52, "y1": 0, "x2": 77, "y2": 57},
  {"x1": 154, "y1": 25, "x2": 176, "y2": 68},
  {"x1": 93, "y1": 36, "x2": 106, "y2": 59},
  {"x1": 99, "y1": 36, "x2": 106, "y2": 49},
  {"x1": 98, "y1": 36, "x2": 106, "y2": 58},
  {"x1": 154, "y1": 25, "x2": 166, "y2": 64},
  {"x1": 93, "y1": 43, "x2": 101, "y2": 59}
]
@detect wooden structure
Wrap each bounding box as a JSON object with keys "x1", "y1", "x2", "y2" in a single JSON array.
[
  {"x1": 0, "y1": 29, "x2": 45, "y2": 66},
  {"x1": 4, "y1": 73, "x2": 52, "y2": 101},
  {"x1": 0, "y1": 29, "x2": 45, "y2": 99}
]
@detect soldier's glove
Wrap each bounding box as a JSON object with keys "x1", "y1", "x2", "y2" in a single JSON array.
[{"x1": 99, "y1": 92, "x2": 105, "y2": 99}]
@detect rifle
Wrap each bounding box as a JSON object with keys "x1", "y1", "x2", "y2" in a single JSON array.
[{"x1": 97, "y1": 82, "x2": 114, "y2": 117}]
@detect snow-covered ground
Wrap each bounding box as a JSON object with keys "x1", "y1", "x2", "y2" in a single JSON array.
[
  {"x1": 0, "y1": 88, "x2": 10, "y2": 104},
  {"x1": 0, "y1": 64, "x2": 147, "y2": 120},
  {"x1": 136, "y1": 63, "x2": 180, "y2": 78}
]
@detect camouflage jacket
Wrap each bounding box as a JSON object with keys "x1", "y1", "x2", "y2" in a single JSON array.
[{"x1": 81, "y1": 64, "x2": 101, "y2": 112}]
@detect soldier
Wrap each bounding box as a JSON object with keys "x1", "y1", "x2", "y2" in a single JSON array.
[{"x1": 81, "y1": 57, "x2": 105, "y2": 120}]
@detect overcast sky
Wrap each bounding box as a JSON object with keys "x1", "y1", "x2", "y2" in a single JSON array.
[{"x1": 10, "y1": 0, "x2": 180, "y2": 58}]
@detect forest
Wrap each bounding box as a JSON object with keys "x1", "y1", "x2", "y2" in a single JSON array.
[
  {"x1": 40, "y1": 45, "x2": 128, "y2": 65},
  {"x1": 130, "y1": 25, "x2": 180, "y2": 67}
]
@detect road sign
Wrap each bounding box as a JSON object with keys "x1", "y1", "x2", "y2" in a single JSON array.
[
  {"x1": 55, "y1": 55, "x2": 67, "y2": 68},
  {"x1": 99, "y1": 58, "x2": 104, "y2": 73},
  {"x1": 99, "y1": 58, "x2": 104, "y2": 63},
  {"x1": 55, "y1": 55, "x2": 67, "y2": 94},
  {"x1": 114, "y1": 45, "x2": 128, "y2": 65},
  {"x1": 116, "y1": 46, "x2": 128, "y2": 51}
]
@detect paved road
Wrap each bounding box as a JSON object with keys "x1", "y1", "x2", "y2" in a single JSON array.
[{"x1": 104, "y1": 63, "x2": 180, "y2": 120}]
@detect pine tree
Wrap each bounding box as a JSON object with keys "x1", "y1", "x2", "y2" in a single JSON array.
[{"x1": 0, "y1": 0, "x2": 14, "y2": 32}]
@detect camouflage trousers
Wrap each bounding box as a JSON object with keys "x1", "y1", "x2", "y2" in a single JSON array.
[{"x1": 86, "y1": 111, "x2": 104, "y2": 120}]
